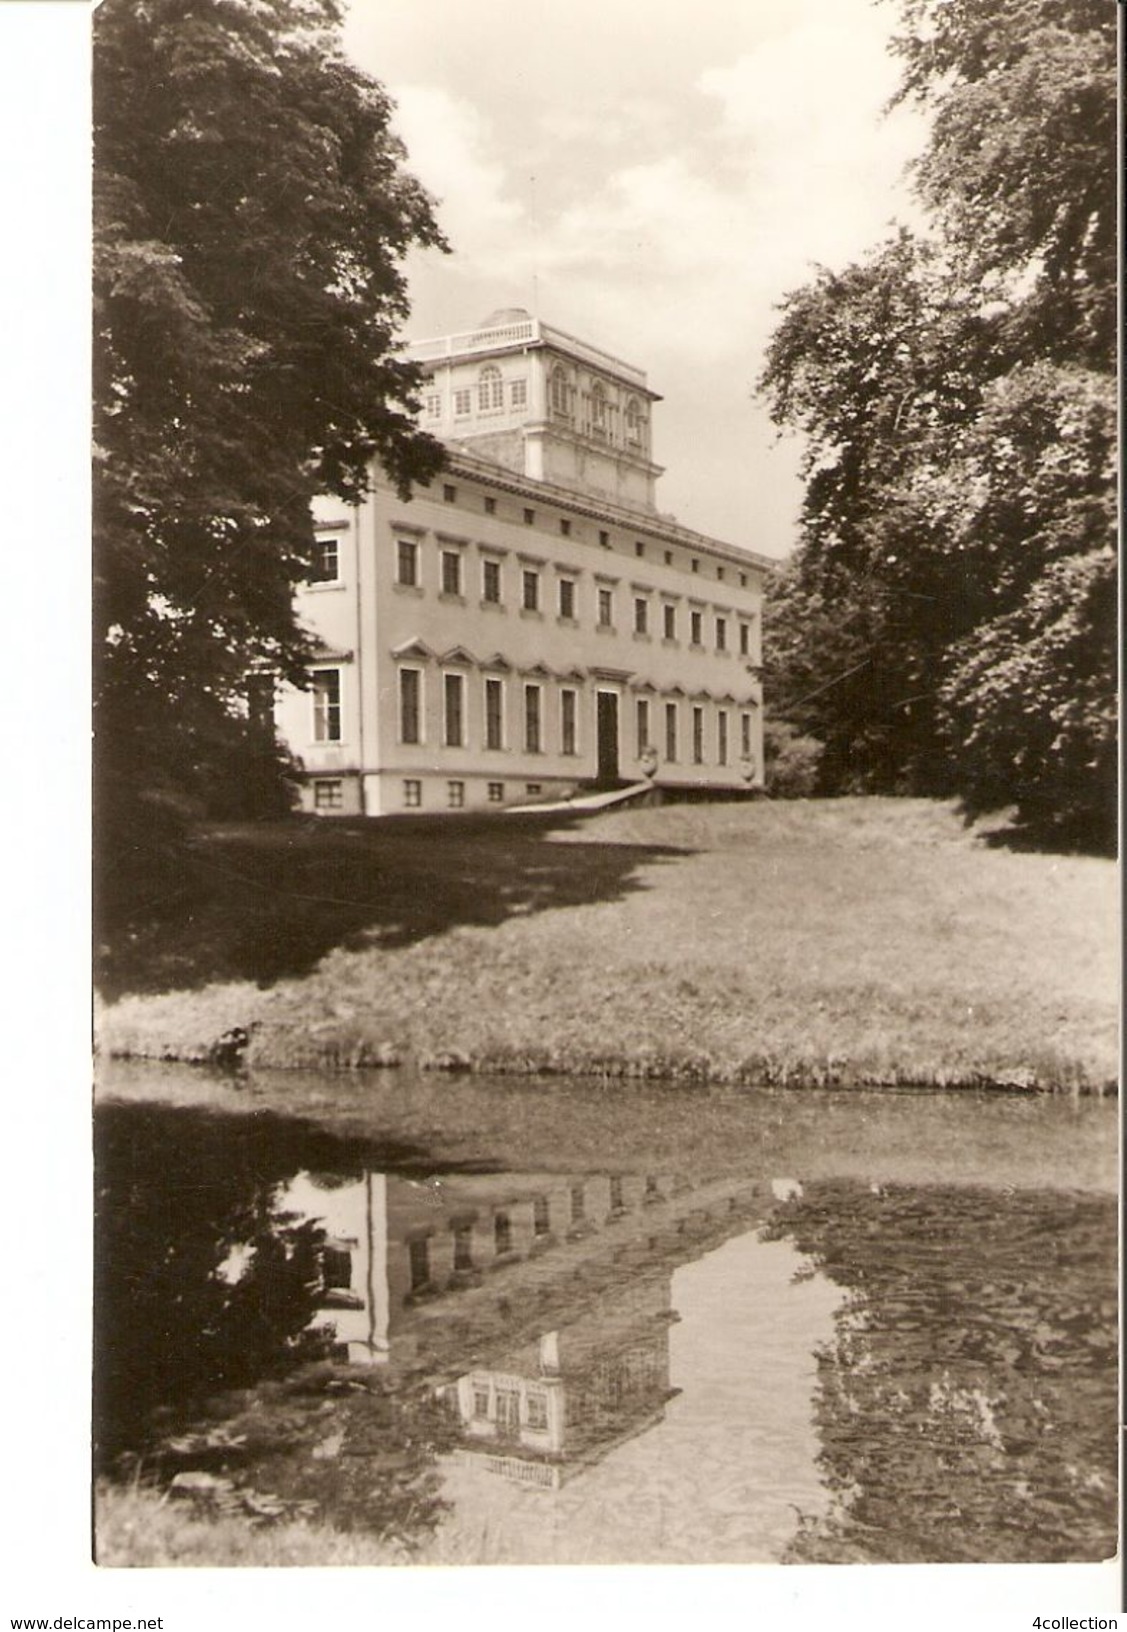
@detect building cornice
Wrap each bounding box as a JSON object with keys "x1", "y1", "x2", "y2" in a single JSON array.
[{"x1": 423, "y1": 449, "x2": 776, "y2": 574}]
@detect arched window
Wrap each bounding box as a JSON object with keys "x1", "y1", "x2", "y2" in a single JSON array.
[
  {"x1": 625, "y1": 397, "x2": 643, "y2": 446},
  {"x1": 478, "y1": 364, "x2": 503, "y2": 412},
  {"x1": 550, "y1": 365, "x2": 570, "y2": 419},
  {"x1": 591, "y1": 381, "x2": 607, "y2": 436}
]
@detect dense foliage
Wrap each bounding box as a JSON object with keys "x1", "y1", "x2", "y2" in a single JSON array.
[
  {"x1": 759, "y1": 0, "x2": 1115, "y2": 847},
  {"x1": 94, "y1": 0, "x2": 446, "y2": 876}
]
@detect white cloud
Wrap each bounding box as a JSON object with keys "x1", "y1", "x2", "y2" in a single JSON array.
[{"x1": 389, "y1": 84, "x2": 525, "y2": 249}]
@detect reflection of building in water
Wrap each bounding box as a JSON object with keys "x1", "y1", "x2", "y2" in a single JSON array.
[
  {"x1": 279, "y1": 1166, "x2": 770, "y2": 1482},
  {"x1": 448, "y1": 1273, "x2": 680, "y2": 1489}
]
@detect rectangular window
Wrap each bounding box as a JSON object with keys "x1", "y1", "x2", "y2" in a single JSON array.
[
  {"x1": 665, "y1": 702, "x2": 678, "y2": 761},
  {"x1": 525, "y1": 782, "x2": 542, "y2": 796},
  {"x1": 443, "y1": 672, "x2": 465, "y2": 746},
  {"x1": 447, "y1": 779, "x2": 465, "y2": 808},
  {"x1": 313, "y1": 778, "x2": 343, "y2": 810},
  {"x1": 453, "y1": 1223, "x2": 474, "y2": 1270},
  {"x1": 533, "y1": 1196, "x2": 550, "y2": 1237},
  {"x1": 597, "y1": 587, "x2": 614, "y2": 627},
  {"x1": 310, "y1": 535, "x2": 339, "y2": 583},
  {"x1": 482, "y1": 558, "x2": 502, "y2": 603},
  {"x1": 396, "y1": 538, "x2": 418, "y2": 587},
  {"x1": 399, "y1": 667, "x2": 421, "y2": 744},
  {"x1": 634, "y1": 597, "x2": 648, "y2": 635},
  {"x1": 494, "y1": 1212, "x2": 512, "y2": 1256},
  {"x1": 558, "y1": 577, "x2": 576, "y2": 619},
  {"x1": 559, "y1": 517, "x2": 571, "y2": 538},
  {"x1": 443, "y1": 483, "x2": 457, "y2": 502},
  {"x1": 454, "y1": 388, "x2": 471, "y2": 417},
  {"x1": 741, "y1": 712, "x2": 752, "y2": 758},
  {"x1": 403, "y1": 778, "x2": 422, "y2": 808},
  {"x1": 718, "y1": 710, "x2": 729, "y2": 765},
  {"x1": 511, "y1": 379, "x2": 527, "y2": 408},
  {"x1": 739, "y1": 622, "x2": 750, "y2": 657},
  {"x1": 609, "y1": 1175, "x2": 624, "y2": 1212},
  {"x1": 690, "y1": 610, "x2": 703, "y2": 646},
  {"x1": 322, "y1": 1245, "x2": 352, "y2": 1290},
  {"x1": 523, "y1": 507, "x2": 535, "y2": 525},
  {"x1": 740, "y1": 572, "x2": 748, "y2": 588},
  {"x1": 522, "y1": 569, "x2": 540, "y2": 612},
  {"x1": 636, "y1": 698, "x2": 650, "y2": 754},
  {"x1": 664, "y1": 550, "x2": 673, "y2": 566},
  {"x1": 634, "y1": 540, "x2": 645, "y2": 558},
  {"x1": 312, "y1": 668, "x2": 341, "y2": 742},
  {"x1": 570, "y1": 1184, "x2": 586, "y2": 1222},
  {"x1": 441, "y1": 550, "x2": 462, "y2": 596},
  {"x1": 408, "y1": 1237, "x2": 430, "y2": 1291},
  {"x1": 561, "y1": 688, "x2": 577, "y2": 755},
  {"x1": 484, "y1": 495, "x2": 496, "y2": 515},
  {"x1": 691, "y1": 558, "x2": 700, "y2": 574},
  {"x1": 495, "y1": 1389, "x2": 520, "y2": 1432},
  {"x1": 472, "y1": 1384, "x2": 490, "y2": 1419},
  {"x1": 487, "y1": 780, "x2": 505, "y2": 803},
  {"x1": 693, "y1": 706, "x2": 705, "y2": 764},
  {"x1": 663, "y1": 603, "x2": 676, "y2": 640},
  {"x1": 524, "y1": 684, "x2": 542, "y2": 753},
  {"x1": 716, "y1": 617, "x2": 727, "y2": 651},
  {"x1": 425, "y1": 391, "x2": 441, "y2": 418},
  {"x1": 484, "y1": 677, "x2": 504, "y2": 750},
  {"x1": 599, "y1": 529, "x2": 610, "y2": 547},
  {"x1": 526, "y1": 1392, "x2": 549, "y2": 1431}
]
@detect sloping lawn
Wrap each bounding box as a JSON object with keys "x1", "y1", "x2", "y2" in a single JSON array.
[{"x1": 96, "y1": 799, "x2": 1118, "y2": 1091}]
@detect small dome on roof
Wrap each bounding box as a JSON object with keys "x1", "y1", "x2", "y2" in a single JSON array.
[{"x1": 480, "y1": 307, "x2": 532, "y2": 326}]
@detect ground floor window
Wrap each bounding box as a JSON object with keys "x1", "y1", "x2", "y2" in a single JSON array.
[
  {"x1": 403, "y1": 779, "x2": 422, "y2": 808},
  {"x1": 524, "y1": 684, "x2": 542, "y2": 753},
  {"x1": 571, "y1": 1184, "x2": 586, "y2": 1222},
  {"x1": 472, "y1": 1384, "x2": 490, "y2": 1419},
  {"x1": 741, "y1": 712, "x2": 752, "y2": 758},
  {"x1": 453, "y1": 1223, "x2": 474, "y2": 1270},
  {"x1": 444, "y1": 672, "x2": 465, "y2": 747},
  {"x1": 313, "y1": 779, "x2": 343, "y2": 811},
  {"x1": 488, "y1": 781, "x2": 505, "y2": 803},
  {"x1": 408, "y1": 1237, "x2": 430, "y2": 1290},
  {"x1": 525, "y1": 782, "x2": 542, "y2": 797},
  {"x1": 448, "y1": 780, "x2": 465, "y2": 808},
  {"x1": 636, "y1": 697, "x2": 650, "y2": 754},
  {"x1": 665, "y1": 702, "x2": 678, "y2": 762},
  {"x1": 312, "y1": 667, "x2": 342, "y2": 743},
  {"x1": 692, "y1": 706, "x2": 705, "y2": 764},
  {"x1": 526, "y1": 1392, "x2": 549, "y2": 1430},
  {"x1": 533, "y1": 1195, "x2": 551, "y2": 1236},
  {"x1": 494, "y1": 1211, "x2": 512, "y2": 1255},
  {"x1": 718, "y1": 709, "x2": 729, "y2": 765},
  {"x1": 485, "y1": 677, "x2": 504, "y2": 749},
  {"x1": 561, "y1": 688, "x2": 577, "y2": 755},
  {"x1": 399, "y1": 667, "x2": 421, "y2": 744}
]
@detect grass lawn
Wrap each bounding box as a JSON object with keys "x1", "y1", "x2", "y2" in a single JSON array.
[{"x1": 95, "y1": 798, "x2": 1118, "y2": 1091}]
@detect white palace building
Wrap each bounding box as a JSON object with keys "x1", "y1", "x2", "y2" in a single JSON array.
[{"x1": 274, "y1": 308, "x2": 771, "y2": 816}]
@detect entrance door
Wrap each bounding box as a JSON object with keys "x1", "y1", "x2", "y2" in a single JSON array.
[{"x1": 596, "y1": 690, "x2": 620, "y2": 784}]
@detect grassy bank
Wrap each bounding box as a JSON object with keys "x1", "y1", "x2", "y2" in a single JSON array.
[{"x1": 96, "y1": 799, "x2": 1118, "y2": 1092}]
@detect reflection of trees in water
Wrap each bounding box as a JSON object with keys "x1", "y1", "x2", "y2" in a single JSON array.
[
  {"x1": 94, "y1": 1105, "x2": 335, "y2": 1468},
  {"x1": 764, "y1": 1182, "x2": 1116, "y2": 1563},
  {"x1": 93, "y1": 1105, "x2": 455, "y2": 1546}
]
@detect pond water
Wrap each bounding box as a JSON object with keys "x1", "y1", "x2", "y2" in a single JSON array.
[{"x1": 94, "y1": 1067, "x2": 1117, "y2": 1565}]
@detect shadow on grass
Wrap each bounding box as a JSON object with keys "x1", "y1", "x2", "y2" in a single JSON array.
[{"x1": 95, "y1": 808, "x2": 692, "y2": 1000}]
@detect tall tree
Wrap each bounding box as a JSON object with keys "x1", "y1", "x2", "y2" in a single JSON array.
[
  {"x1": 760, "y1": 0, "x2": 1115, "y2": 846},
  {"x1": 94, "y1": 0, "x2": 447, "y2": 873}
]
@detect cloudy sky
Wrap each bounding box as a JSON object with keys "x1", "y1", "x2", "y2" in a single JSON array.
[{"x1": 343, "y1": 0, "x2": 927, "y2": 556}]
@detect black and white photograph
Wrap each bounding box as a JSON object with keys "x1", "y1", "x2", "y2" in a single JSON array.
[{"x1": 5, "y1": 0, "x2": 1118, "y2": 1621}]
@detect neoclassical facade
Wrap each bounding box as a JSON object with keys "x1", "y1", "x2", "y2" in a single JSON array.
[{"x1": 274, "y1": 309, "x2": 770, "y2": 816}]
